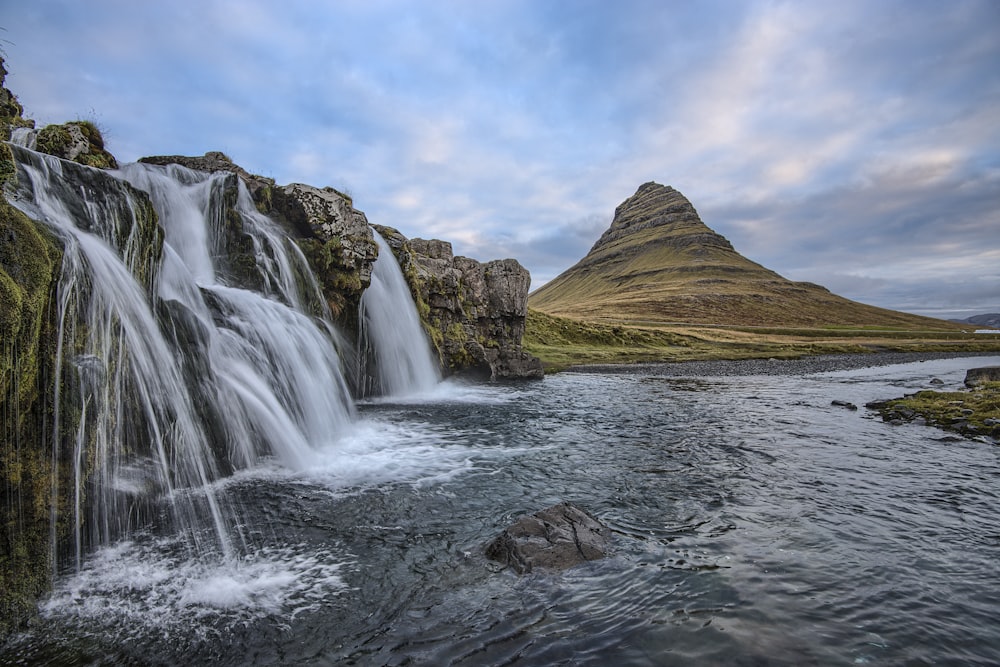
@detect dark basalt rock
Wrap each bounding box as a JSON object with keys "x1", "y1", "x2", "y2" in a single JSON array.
[
  {"x1": 965, "y1": 367, "x2": 1000, "y2": 387},
  {"x1": 485, "y1": 503, "x2": 610, "y2": 574}
]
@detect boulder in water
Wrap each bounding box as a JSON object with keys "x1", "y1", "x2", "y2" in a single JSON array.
[
  {"x1": 965, "y1": 367, "x2": 1000, "y2": 387},
  {"x1": 485, "y1": 503, "x2": 610, "y2": 574}
]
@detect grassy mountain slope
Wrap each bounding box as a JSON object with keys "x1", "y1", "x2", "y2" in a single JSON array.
[{"x1": 530, "y1": 182, "x2": 961, "y2": 330}]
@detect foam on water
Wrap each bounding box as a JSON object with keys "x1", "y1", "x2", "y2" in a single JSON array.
[
  {"x1": 40, "y1": 537, "x2": 350, "y2": 638},
  {"x1": 358, "y1": 378, "x2": 518, "y2": 406}
]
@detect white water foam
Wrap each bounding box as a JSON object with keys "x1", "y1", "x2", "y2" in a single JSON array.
[
  {"x1": 358, "y1": 378, "x2": 518, "y2": 406},
  {"x1": 41, "y1": 537, "x2": 350, "y2": 637}
]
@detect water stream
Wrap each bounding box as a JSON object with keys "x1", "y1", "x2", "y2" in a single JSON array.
[{"x1": 4, "y1": 356, "x2": 1000, "y2": 665}]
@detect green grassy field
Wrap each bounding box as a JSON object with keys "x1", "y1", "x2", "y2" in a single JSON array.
[{"x1": 523, "y1": 309, "x2": 1000, "y2": 372}]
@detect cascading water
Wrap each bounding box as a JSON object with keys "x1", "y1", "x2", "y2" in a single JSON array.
[
  {"x1": 358, "y1": 230, "x2": 442, "y2": 397},
  {"x1": 6, "y1": 144, "x2": 360, "y2": 570}
]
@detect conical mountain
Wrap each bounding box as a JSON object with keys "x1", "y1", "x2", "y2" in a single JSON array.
[{"x1": 530, "y1": 182, "x2": 955, "y2": 328}]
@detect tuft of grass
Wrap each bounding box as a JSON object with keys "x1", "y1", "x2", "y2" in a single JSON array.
[{"x1": 867, "y1": 382, "x2": 1000, "y2": 440}]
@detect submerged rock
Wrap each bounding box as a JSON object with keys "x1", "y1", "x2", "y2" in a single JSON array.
[{"x1": 485, "y1": 503, "x2": 610, "y2": 574}]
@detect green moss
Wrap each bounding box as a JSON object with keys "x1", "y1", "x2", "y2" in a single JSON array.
[
  {"x1": 0, "y1": 200, "x2": 64, "y2": 635},
  {"x1": 870, "y1": 382, "x2": 1000, "y2": 438},
  {"x1": 297, "y1": 237, "x2": 364, "y2": 324},
  {"x1": 253, "y1": 183, "x2": 274, "y2": 214},
  {"x1": 35, "y1": 122, "x2": 118, "y2": 170},
  {"x1": 0, "y1": 144, "x2": 15, "y2": 187},
  {"x1": 35, "y1": 124, "x2": 72, "y2": 157}
]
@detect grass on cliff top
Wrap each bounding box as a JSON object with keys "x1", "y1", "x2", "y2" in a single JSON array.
[{"x1": 523, "y1": 309, "x2": 1000, "y2": 372}]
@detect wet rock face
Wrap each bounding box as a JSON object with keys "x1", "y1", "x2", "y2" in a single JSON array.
[{"x1": 485, "y1": 503, "x2": 610, "y2": 574}]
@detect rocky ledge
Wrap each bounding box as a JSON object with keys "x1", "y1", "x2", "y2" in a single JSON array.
[{"x1": 138, "y1": 152, "x2": 542, "y2": 380}]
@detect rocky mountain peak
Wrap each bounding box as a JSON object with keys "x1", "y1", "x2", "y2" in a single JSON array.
[
  {"x1": 530, "y1": 181, "x2": 953, "y2": 328},
  {"x1": 586, "y1": 182, "x2": 734, "y2": 263}
]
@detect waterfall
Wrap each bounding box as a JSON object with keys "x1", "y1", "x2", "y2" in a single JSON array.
[
  {"x1": 6, "y1": 145, "x2": 358, "y2": 569},
  {"x1": 358, "y1": 231, "x2": 441, "y2": 397},
  {"x1": 10, "y1": 126, "x2": 37, "y2": 150}
]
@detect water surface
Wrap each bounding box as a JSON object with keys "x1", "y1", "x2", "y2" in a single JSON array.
[{"x1": 5, "y1": 356, "x2": 1000, "y2": 666}]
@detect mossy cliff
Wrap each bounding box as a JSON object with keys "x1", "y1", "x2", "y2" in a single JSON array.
[
  {"x1": 0, "y1": 57, "x2": 64, "y2": 634},
  {"x1": 0, "y1": 199, "x2": 63, "y2": 636},
  {"x1": 1, "y1": 55, "x2": 170, "y2": 631},
  {"x1": 0, "y1": 150, "x2": 166, "y2": 635},
  {"x1": 0, "y1": 56, "x2": 57, "y2": 635}
]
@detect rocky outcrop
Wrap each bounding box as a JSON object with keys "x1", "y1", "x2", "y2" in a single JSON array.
[
  {"x1": 965, "y1": 367, "x2": 1000, "y2": 387},
  {"x1": 34, "y1": 121, "x2": 118, "y2": 170},
  {"x1": 485, "y1": 503, "x2": 610, "y2": 574},
  {"x1": 271, "y1": 183, "x2": 379, "y2": 324},
  {"x1": 136, "y1": 153, "x2": 541, "y2": 379},
  {"x1": 376, "y1": 228, "x2": 542, "y2": 380}
]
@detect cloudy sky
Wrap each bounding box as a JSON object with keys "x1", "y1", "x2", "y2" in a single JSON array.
[{"x1": 4, "y1": 0, "x2": 998, "y2": 319}]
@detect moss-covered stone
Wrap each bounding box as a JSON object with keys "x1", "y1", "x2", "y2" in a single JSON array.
[
  {"x1": 0, "y1": 200, "x2": 64, "y2": 636},
  {"x1": 0, "y1": 144, "x2": 16, "y2": 188},
  {"x1": 36, "y1": 121, "x2": 118, "y2": 170},
  {"x1": 0, "y1": 57, "x2": 32, "y2": 187},
  {"x1": 297, "y1": 236, "x2": 366, "y2": 330},
  {"x1": 867, "y1": 382, "x2": 1000, "y2": 440}
]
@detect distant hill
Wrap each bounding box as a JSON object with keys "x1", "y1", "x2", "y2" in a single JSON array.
[
  {"x1": 952, "y1": 314, "x2": 1000, "y2": 328},
  {"x1": 529, "y1": 182, "x2": 960, "y2": 330}
]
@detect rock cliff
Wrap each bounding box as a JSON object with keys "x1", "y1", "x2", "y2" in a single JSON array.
[
  {"x1": 376, "y1": 229, "x2": 543, "y2": 380},
  {"x1": 140, "y1": 152, "x2": 541, "y2": 379}
]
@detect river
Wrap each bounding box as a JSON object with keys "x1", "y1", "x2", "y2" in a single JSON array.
[{"x1": 4, "y1": 355, "x2": 1000, "y2": 666}]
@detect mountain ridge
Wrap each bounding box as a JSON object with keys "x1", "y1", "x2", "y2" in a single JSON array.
[
  {"x1": 530, "y1": 182, "x2": 958, "y2": 330},
  {"x1": 952, "y1": 313, "x2": 1000, "y2": 328}
]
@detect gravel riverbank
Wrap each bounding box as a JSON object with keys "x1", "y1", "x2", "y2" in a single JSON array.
[{"x1": 564, "y1": 351, "x2": 1000, "y2": 377}]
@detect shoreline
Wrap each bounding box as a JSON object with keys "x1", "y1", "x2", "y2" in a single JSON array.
[{"x1": 563, "y1": 350, "x2": 1000, "y2": 377}]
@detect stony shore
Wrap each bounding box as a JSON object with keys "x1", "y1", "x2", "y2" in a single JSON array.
[{"x1": 565, "y1": 351, "x2": 1000, "y2": 377}]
